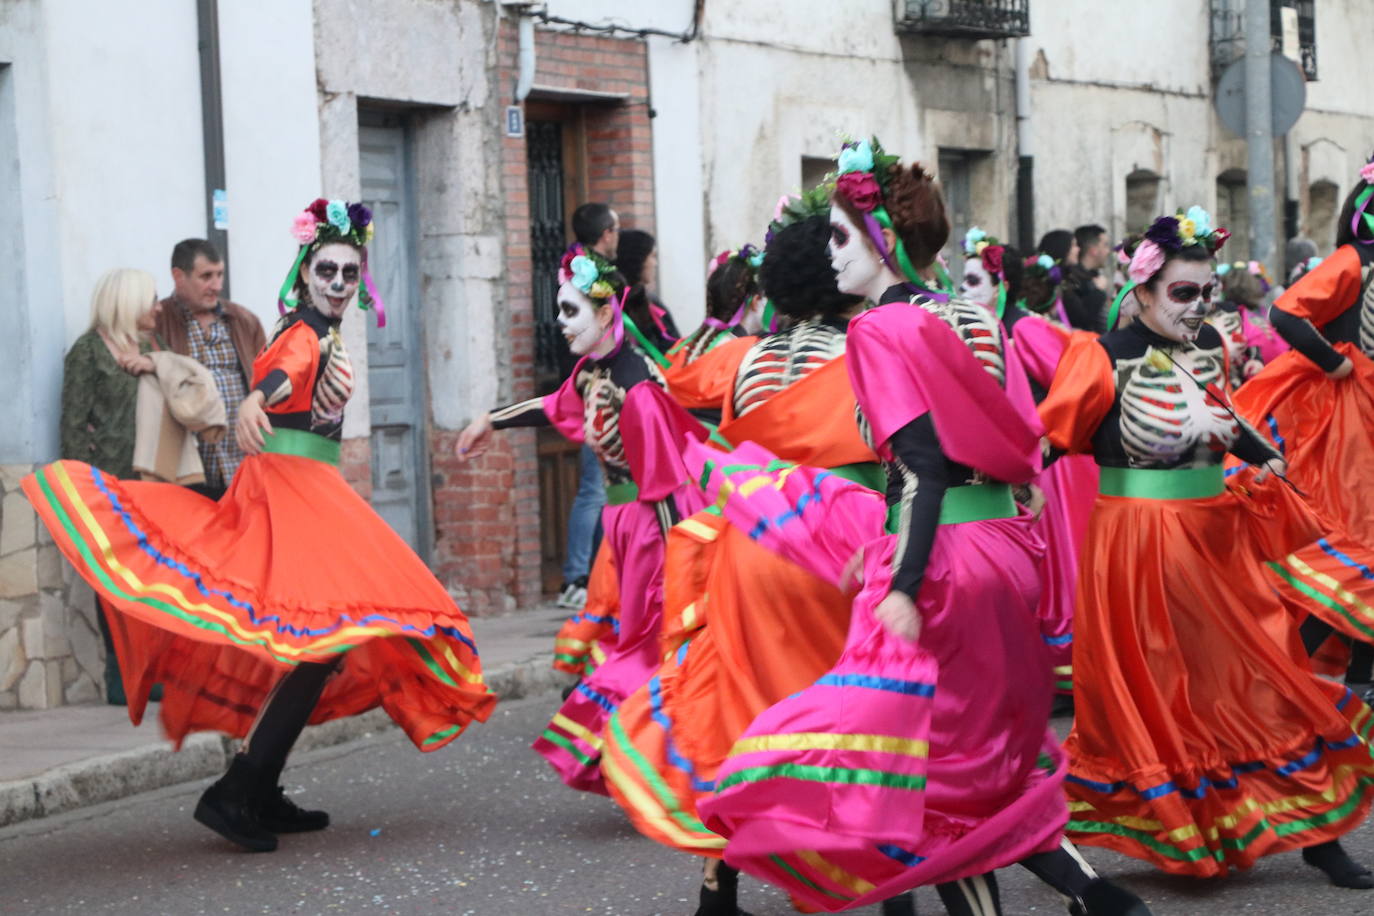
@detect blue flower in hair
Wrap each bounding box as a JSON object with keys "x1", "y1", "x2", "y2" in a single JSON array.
[
  {"x1": 1185, "y1": 205, "x2": 1212, "y2": 237},
  {"x1": 837, "y1": 139, "x2": 874, "y2": 175},
  {"x1": 570, "y1": 255, "x2": 600, "y2": 294},
  {"x1": 326, "y1": 200, "x2": 351, "y2": 234},
  {"x1": 1036, "y1": 254, "x2": 1055, "y2": 270}
]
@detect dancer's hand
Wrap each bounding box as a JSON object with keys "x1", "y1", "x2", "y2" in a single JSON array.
[
  {"x1": 874, "y1": 590, "x2": 921, "y2": 642},
  {"x1": 236, "y1": 391, "x2": 272, "y2": 455},
  {"x1": 1327, "y1": 357, "x2": 1355, "y2": 380},
  {"x1": 1254, "y1": 456, "x2": 1287, "y2": 483},
  {"x1": 840, "y1": 547, "x2": 866, "y2": 591},
  {"x1": 456, "y1": 414, "x2": 494, "y2": 461}
]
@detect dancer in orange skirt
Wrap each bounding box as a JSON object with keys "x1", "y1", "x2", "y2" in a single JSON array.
[
  {"x1": 23, "y1": 200, "x2": 495, "y2": 852},
  {"x1": 1040, "y1": 207, "x2": 1374, "y2": 886},
  {"x1": 1233, "y1": 159, "x2": 1374, "y2": 668},
  {"x1": 602, "y1": 204, "x2": 872, "y2": 915}
]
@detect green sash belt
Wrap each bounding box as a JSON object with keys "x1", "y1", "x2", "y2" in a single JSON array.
[
  {"x1": 1097, "y1": 464, "x2": 1224, "y2": 500},
  {"x1": 261, "y1": 428, "x2": 341, "y2": 466},
  {"x1": 883, "y1": 482, "x2": 1018, "y2": 535},
  {"x1": 938, "y1": 483, "x2": 1017, "y2": 525},
  {"x1": 827, "y1": 461, "x2": 886, "y2": 493},
  {"x1": 605, "y1": 481, "x2": 640, "y2": 505}
]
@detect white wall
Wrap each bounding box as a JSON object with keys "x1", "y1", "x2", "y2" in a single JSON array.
[
  {"x1": 42, "y1": 0, "x2": 207, "y2": 345},
  {"x1": 0, "y1": 0, "x2": 206, "y2": 462},
  {"x1": 219, "y1": 0, "x2": 323, "y2": 332}
]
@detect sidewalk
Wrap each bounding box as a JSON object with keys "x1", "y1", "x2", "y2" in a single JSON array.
[{"x1": 0, "y1": 607, "x2": 574, "y2": 829}]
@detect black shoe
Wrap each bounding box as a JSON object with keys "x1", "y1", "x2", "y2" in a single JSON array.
[
  {"x1": 193, "y1": 754, "x2": 277, "y2": 852},
  {"x1": 1069, "y1": 878, "x2": 1153, "y2": 915},
  {"x1": 561, "y1": 678, "x2": 581, "y2": 702},
  {"x1": 1051, "y1": 693, "x2": 1075, "y2": 719},
  {"x1": 694, "y1": 864, "x2": 753, "y2": 916},
  {"x1": 258, "y1": 785, "x2": 330, "y2": 833},
  {"x1": 880, "y1": 892, "x2": 917, "y2": 916},
  {"x1": 1303, "y1": 840, "x2": 1374, "y2": 889}
]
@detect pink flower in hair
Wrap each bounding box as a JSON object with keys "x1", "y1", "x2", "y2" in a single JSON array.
[
  {"x1": 773, "y1": 195, "x2": 792, "y2": 221},
  {"x1": 1361, "y1": 161, "x2": 1374, "y2": 184},
  {"x1": 290, "y1": 211, "x2": 319, "y2": 244},
  {"x1": 1128, "y1": 239, "x2": 1166, "y2": 284}
]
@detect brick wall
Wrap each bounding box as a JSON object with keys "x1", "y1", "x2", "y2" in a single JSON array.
[
  {"x1": 338, "y1": 437, "x2": 371, "y2": 501},
  {"x1": 427, "y1": 23, "x2": 654, "y2": 616}
]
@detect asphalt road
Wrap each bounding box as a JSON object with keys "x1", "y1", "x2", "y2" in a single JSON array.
[{"x1": 2, "y1": 695, "x2": 1372, "y2": 916}]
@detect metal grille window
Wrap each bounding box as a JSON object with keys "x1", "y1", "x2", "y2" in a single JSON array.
[
  {"x1": 896, "y1": 0, "x2": 1030, "y2": 39},
  {"x1": 526, "y1": 120, "x2": 568, "y2": 385},
  {"x1": 1209, "y1": 0, "x2": 1316, "y2": 81}
]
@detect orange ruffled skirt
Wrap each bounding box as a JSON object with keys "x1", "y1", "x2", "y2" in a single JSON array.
[
  {"x1": 602, "y1": 510, "x2": 852, "y2": 856},
  {"x1": 1066, "y1": 468, "x2": 1374, "y2": 875},
  {"x1": 24, "y1": 456, "x2": 495, "y2": 750},
  {"x1": 552, "y1": 543, "x2": 620, "y2": 677},
  {"x1": 1234, "y1": 344, "x2": 1374, "y2": 644}
]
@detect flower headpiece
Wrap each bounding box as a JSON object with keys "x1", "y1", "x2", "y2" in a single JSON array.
[
  {"x1": 1349, "y1": 155, "x2": 1374, "y2": 245},
  {"x1": 766, "y1": 185, "x2": 832, "y2": 243},
  {"x1": 1216, "y1": 259, "x2": 1273, "y2": 294},
  {"x1": 278, "y1": 198, "x2": 385, "y2": 326},
  {"x1": 833, "y1": 135, "x2": 947, "y2": 301},
  {"x1": 708, "y1": 244, "x2": 764, "y2": 277},
  {"x1": 558, "y1": 245, "x2": 621, "y2": 302},
  {"x1": 1022, "y1": 253, "x2": 1063, "y2": 286},
  {"x1": 1289, "y1": 255, "x2": 1324, "y2": 285},
  {"x1": 962, "y1": 227, "x2": 1006, "y2": 279},
  {"x1": 1107, "y1": 206, "x2": 1228, "y2": 330},
  {"x1": 703, "y1": 245, "x2": 764, "y2": 331}
]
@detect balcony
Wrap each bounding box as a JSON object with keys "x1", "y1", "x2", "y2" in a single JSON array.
[{"x1": 895, "y1": 0, "x2": 1030, "y2": 40}]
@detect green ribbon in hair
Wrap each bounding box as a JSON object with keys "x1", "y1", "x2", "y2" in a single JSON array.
[
  {"x1": 1106, "y1": 281, "x2": 1138, "y2": 332},
  {"x1": 621, "y1": 312, "x2": 671, "y2": 368}
]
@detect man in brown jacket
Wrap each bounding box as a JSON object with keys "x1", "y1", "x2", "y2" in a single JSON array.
[{"x1": 156, "y1": 239, "x2": 267, "y2": 499}]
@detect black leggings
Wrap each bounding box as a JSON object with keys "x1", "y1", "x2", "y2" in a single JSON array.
[
  {"x1": 241, "y1": 660, "x2": 339, "y2": 786},
  {"x1": 882, "y1": 841, "x2": 1095, "y2": 915}
]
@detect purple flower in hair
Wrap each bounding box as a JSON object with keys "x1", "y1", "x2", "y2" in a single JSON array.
[
  {"x1": 347, "y1": 202, "x2": 372, "y2": 229},
  {"x1": 1144, "y1": 216, "x2": 1183, "y2": 251}
]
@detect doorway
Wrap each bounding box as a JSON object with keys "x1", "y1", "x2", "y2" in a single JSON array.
[{"x1": 359, "y1": 117, "x2": 433, "y2": 562}]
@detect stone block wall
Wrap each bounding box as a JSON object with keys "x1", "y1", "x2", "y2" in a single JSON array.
[{"x1": 0, "y1": 465, "x2": 105, "y2": 710}]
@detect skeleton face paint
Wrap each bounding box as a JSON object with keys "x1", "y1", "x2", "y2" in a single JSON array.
[
  {"x1": 959, "y1": 259, "x2": 995, "y2": 309},
  {"x1": 828, "y1": 205, "x2": 886, "y2": 300},
  {"x1": 1138, "y1": 258, "x2": 1215, "y2": 343},
  {"x1": 306, "y1": 242, "x2": 362, "y2": 319},
  {"x1": 557, "y1": 282, "x2": 609, "y2": 356}
]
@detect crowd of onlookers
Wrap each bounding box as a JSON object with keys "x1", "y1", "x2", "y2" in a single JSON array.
[{"x1": 63, "y1": 239, "x2": 261, "y2": 703}]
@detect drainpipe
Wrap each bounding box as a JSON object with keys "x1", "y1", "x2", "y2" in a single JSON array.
[
  {"x1": 1014, "y1": 36, "x2": 1034, "y2": 252},
  {"x1": 196, "y1": 0, "x2": 229, "y2": 296},
  {"x1": 515, "y1": 9, "x2": 536, "y2": 102}
]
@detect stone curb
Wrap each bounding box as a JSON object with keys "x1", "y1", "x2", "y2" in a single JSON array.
[{"x1": 0, "y1": 654, "x2": 571, "y2": 830}]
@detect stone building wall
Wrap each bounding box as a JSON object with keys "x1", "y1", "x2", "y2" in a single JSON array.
[{"x1": 0, "y1": 465, "x2": 104, "y2": 709}]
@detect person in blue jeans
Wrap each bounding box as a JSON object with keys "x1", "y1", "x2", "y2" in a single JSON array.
[{"x1": 559, "y1": 443, "x2": 605, "y2": 608}]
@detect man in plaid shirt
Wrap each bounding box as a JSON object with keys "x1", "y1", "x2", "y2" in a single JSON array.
[{"x1": 155, "y1": 239, "x2": 267, "y2": 499}]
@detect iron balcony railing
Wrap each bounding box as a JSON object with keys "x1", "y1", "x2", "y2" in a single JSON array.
[{"x1": 896, "y1": 0, "x2": 1030, "y2": 40}]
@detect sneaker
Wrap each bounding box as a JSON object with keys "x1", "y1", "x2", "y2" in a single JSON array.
[{"x1": 556, "y1": 577, "x2": 589, "y2": 609}]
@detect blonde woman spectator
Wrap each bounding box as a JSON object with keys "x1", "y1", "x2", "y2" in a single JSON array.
[{"x1": 60, "y1": 268, "x2": 161, "y2": 704}]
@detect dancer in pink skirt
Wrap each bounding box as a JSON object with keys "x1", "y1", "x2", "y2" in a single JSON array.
[
  {"x1": 456, "y1": 251, "x2": 705, "y2": 794},
  {"x1": 692, "y1": 138, "x2": 1149, "y2": 916}
]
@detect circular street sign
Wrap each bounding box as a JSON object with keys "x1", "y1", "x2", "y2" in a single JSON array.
[{"x1": 1215, "y1": 52, "x2": 1308, "y2": 137}]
